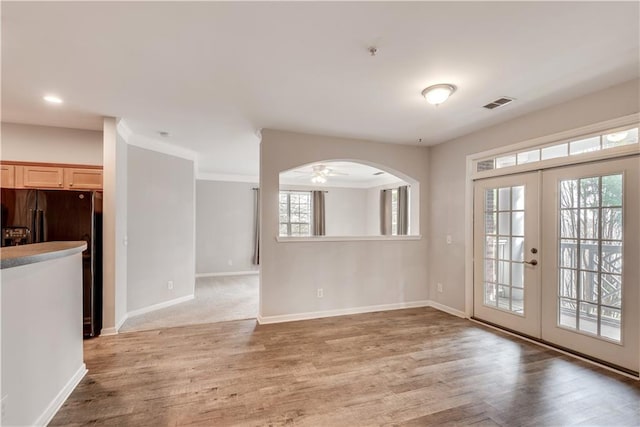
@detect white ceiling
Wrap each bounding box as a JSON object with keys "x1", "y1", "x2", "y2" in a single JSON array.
[
  {"x1": 2, "y1": 2, "x2": 639, "y2": 176},
  {"x1": 280, "y1": 161, "x2": 403, "y2": 188}
]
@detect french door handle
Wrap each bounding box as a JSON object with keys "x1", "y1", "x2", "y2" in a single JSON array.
[{"x1": 523, "y1": 259, "x2": 538, "y2": 266}]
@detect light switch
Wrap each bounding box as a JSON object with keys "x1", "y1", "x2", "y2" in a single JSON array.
[{"x1": 446, "y1": 235, "x2": 452, "y2": 244}]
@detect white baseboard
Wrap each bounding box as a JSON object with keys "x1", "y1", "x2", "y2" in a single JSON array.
[
  {"x1": 116, "y1": 313, "x2": 129, "y2": 332},
  {"x1": 101, "y1": 296, "x2": 464, "y2": 333},
  {"x1": 257, "y1": 300, "x2": 431, "y2": 325},
  {"x1": 99, "y1": 313, "x2": 131, "y2": 336},
  {"x1": 257, "y1": 300, "x2": 468, "y2": 325},
  {"x1": 101, "y1": 295, "x2": 191, "y2": 335},
  {"x1": 427, "y1": 300, "x2": 467, "y2": 318},
  {"x1": 35, "y1": 363, "x2": 87, "y2": 426},
  {"x1": 100, "y1": 326, "x2": 118, "y2": 336},
  {"x1": 196, "y1": 270, "x2": 259, "y2": 278},
  {"x1": 127, "y1": 294, "x2": 195, "y2": 319}
]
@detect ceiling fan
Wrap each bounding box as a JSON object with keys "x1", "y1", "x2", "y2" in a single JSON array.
[{"x1": 293, "y1": 164, "x2": 348, "y2": 184}]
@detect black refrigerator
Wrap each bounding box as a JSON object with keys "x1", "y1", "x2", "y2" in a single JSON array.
[{"x1": 0, "y1": 188, "x2": 103, "y2": 338}]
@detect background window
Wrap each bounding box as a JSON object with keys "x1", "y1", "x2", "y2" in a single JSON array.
[{"x1": 279, "y1": 191, "x2": 312, "y2": 236}]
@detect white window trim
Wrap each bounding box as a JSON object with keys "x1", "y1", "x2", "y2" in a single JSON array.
[
  {"x1": 464, "y1": 113, "x2": 640, "y2": 319},
  {"x1": 470, "y1": 114, "x2": 640, "y2": 180}
]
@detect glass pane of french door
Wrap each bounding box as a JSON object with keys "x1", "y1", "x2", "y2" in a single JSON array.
[
  {"x1": 541, "y1": 157, "x2": 639, "y2": 373},
  {"x1": 556, "y1": 175, "x2": 623, "y2": 341},
  {"x1": 473, "y1": 172, "x2": 541, "y2": 338},
  {"x1": 483, "y1": 185, "x2": 526, "y2": 314}
]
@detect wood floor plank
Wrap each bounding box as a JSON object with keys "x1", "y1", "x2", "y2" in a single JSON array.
[{"x1": 51, "y1": 308, "x2": 640, "y2": 426}]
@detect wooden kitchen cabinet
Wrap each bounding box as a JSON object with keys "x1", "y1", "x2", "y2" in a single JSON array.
[
  {"x1": 1, "y1": 164, "x2": 15, "y2": 188},
  {"x1": 2, "y1": 162, "x2": 102, "y2": 191},
  {"x1": 64, "y1": 168, "x2": 103, "y2": 190},
  {"x1": 16, "y1": 165, "x2": 65, "y2": 189}
]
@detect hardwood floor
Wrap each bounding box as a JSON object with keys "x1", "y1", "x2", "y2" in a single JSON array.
[{"x1": 51, "y1": 308, "x2": 640, "y2": 426}]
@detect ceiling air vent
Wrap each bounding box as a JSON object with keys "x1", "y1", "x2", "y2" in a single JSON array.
[{"x1": 483, "y1": 97, "x2": 515, "y2": 110}]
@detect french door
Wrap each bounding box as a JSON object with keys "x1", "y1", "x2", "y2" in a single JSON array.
[
  {"x1": 473, "y1": 172, "x2": 541, "y2": 338},
  {"x1": 473, "y1": 156, "x2": 639, "y2": 373},
  {"x1": 540, "y1": 157, "x2": 639, "y2": 372}
]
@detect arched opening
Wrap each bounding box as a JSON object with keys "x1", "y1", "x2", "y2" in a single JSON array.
[{"x1": 278, "y1": 159, "x2": 420, "y2": 237}]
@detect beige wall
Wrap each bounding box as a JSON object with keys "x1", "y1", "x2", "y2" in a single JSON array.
[
  {"x1": 1, "y1": 122, "x2": 102, "y2": 164},
  {"x1": 196, "y1": 180, "x2": 258, "y2": 274},
  {"x1": 127, "y1": 145, "x2": 195, "y2": 312},
  {"x1": 114, "y1": 130, "x2": 128, "y2": 326},
  {"x1": 260, "y1": 129, "x2": 430, "y2": 319},
  {"x1": 428, "y1": 78, "x2": 640, "y2": 312}
]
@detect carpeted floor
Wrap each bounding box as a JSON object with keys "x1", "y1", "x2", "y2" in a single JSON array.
[{"x1": 119, "y1": 274, "x2": 258, "y2": 333}]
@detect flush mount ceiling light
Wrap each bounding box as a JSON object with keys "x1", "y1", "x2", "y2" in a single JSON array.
[
  {"x1": 43, "y1": 95, "x2": 63, "y2": 104},
  {"x1": 421, "y1": 84, "x2": 456, "y2": 106}
]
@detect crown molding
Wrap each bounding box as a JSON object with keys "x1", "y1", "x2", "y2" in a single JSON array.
[
  {"x1": 196, "y1": 172, "x2": 259, "y2": 183},
  {"x1": 116, "y1": 118, "x2": 134, "y2": 143},
  {"x1": 127, "y1": 134, "x2": 198, "y2": 162},
  {"x1": 116, "y1": 119, "x2": 197, "y2": 162}
]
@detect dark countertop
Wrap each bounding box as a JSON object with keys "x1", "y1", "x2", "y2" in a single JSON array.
[{"x1": 0, "y1": 241, "x2": 87, "y2": 269}]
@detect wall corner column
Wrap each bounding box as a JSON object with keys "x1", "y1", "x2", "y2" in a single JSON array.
[{"x1": 102, "y1": 117, "x2": 128, "y2": 334}]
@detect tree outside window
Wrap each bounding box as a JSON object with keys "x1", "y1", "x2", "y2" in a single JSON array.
[{"x1": 279, "y1": 191, "x2": 312, "y2": 236}]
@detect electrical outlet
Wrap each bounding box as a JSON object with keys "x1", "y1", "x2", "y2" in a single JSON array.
[
  {"x1": 228, "y1": 259, "x2": 233, "y2": 266},
  {"x1": 446, "y1": 235, "x2": 452, "y2": 244},
  {"x1": 167, "y1": 280, "x2": 174, "y2": 290},
  {"x1": 123, "y1": 236, "x2": 128, "y2": 246},
  {"x1": 317, "y1": 288, "x2": 324, "y2": 298},
  {"x1": 437, "y1": 283, "x2": 443, "y2": 293}
]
